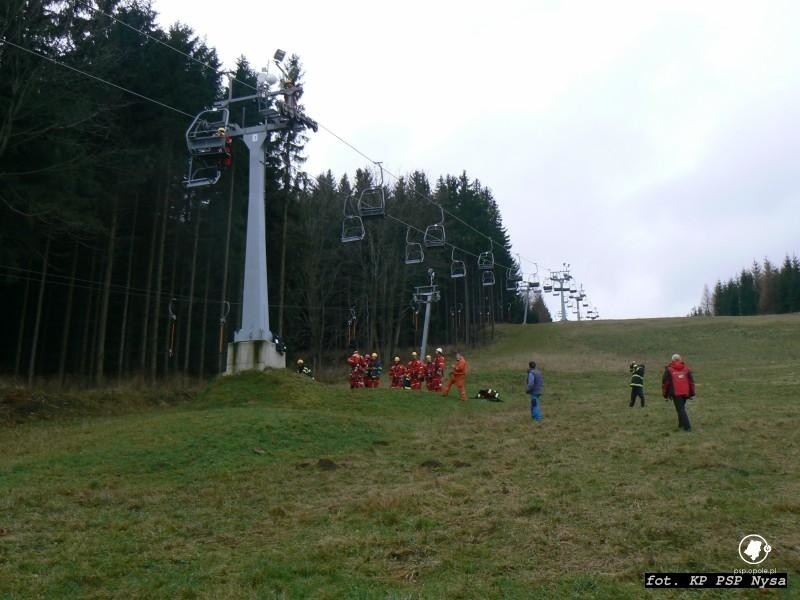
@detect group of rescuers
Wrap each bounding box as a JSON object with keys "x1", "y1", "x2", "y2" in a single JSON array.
[
  {"x1": 342, "y1": 348, "x2": 469, "y2": 400},
  {"x1": 296, "y1": 349, "x2": 696, "y2": 431}
]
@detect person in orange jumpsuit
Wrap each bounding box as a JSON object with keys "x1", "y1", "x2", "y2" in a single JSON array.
[
  {"x1": 441, "y1": 351, "x2": 468, "y2": 400},
  {"x1": 388, "y1": 356, "x2": 406, "y2": 389},
  {"x1": 407, "y1": 352, "x2": 424, "y2": 390},
  {"x1": 431, "y1": 347, "x2": 446, "y2": 392}
]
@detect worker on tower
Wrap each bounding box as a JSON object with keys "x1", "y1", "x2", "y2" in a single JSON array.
[
  {"x1": 347, "y1": 350, "x2": 366, "y2": 389},
  {"x1": 407, "y1": 352, "x2": 424, "y2": 390},
  {"x1": 389, "y1": 356, "x2": 406, "y2": 389},
  {"x1": 366, "y1": 352, "x2": 382, "y2": 388},
  {"x1": 432, "y1": 347, "x2": 446, "y2": 392},
  {"x1": 214, "y1": 127, "x2": 233, "y2": 168}
]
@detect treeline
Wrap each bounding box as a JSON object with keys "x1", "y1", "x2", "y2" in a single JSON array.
[
  {"x1": 691, "y1": 255, "x2": 800, "y2": 316},
  {"x1": 1, "y1": 0, "x2": 545, "y2": 385}
]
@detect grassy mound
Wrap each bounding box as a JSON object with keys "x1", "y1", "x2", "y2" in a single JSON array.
[{"x1": 1, "y1": 315, "x2": 798, "y2": 598}]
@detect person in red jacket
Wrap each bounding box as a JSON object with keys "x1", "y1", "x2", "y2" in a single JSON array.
[
  {"x1": 442, "y1": 351, "x2": 468, "y2": 401},
  {"x1": 432, "y1": 347, "x2": 445, "y2": 392},
  {"x1": 662, "y1": 353, "x2": 695, "y2": 431},
  {"x1": 347, "y1": 350, "x2": 366, "y2": 389},
  {"x1": 389, "y1": 356, "x2": 406, "y2": 389},
  {"x1": 407, "y1": 352, "x2": 424, "y2": 390},
  {"x1": 424, "y1": 355, "x2": 435, "y2": 391}
]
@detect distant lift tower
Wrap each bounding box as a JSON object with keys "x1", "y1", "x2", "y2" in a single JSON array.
[
  {"x1": 184, "y1": 49, "x2": 317, "y2": 374},
  {"x1": 549, "y1": 264, "x2": 573, "y2": 322},
  {"x1": 412, "y1": 269, "x2": 441, "y2": 359}
]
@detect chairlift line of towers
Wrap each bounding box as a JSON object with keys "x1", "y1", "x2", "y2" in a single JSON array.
[{"x1": 28, "y1": 1, "x2": 596, "y2": 322}]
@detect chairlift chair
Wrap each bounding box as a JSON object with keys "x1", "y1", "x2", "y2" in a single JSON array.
[
  {"x1": 424, "y1": 204, "x2": 446, "y2": 248},
  {"x1": 477, "y1": 251, "x2": 494, "y2": 270},
  {"x1": 505, "y1": 268, "x2": 522, "y2": 291},
  {"x1": 405, "y1": 227, "x2": 424, "y2": 264},
  {"x1": 450, "y1": 247, "x2": 466, "y2": 279},
  {"x1": 481, "y1": 270, "x2": 495, "y2": 287},
  {"x1": 357, "y1": 163, "x2": 385, "y2": 218},
  {"x1": 184, "y1": 157, "x2": 221, "y2": 188},
  {"x1": 542, "y1": 279, "x2": 553, "y2": 293},
  {"x1": 340, "y1": 195, "x2": 365, "y2": 243},
  {"x1": 530, "y1": 266, "x2": 541, "y2": 289},
  {"x1": 186, "y1": 108, "x2": 230, "y2": 157}
]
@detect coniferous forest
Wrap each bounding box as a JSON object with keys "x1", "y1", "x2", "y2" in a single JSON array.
[
  {"x1": 1, "y1": 1, "x2": 548, "y2": 385},
  {"x1": 691, "y1": 256, "x2": 800, "y2": 317}
]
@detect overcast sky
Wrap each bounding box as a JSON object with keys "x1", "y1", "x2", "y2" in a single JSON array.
[{"x1": 156, "y1": 0, "x2": 799, "y2": 320}]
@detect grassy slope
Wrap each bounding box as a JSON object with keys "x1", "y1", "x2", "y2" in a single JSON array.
[{"x1": 0, "y1": 315, "x2": 798, "y2": 599}]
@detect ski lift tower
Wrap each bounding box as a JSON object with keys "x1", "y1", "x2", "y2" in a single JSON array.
[
  {"x1": 549, "y1": 263, "x2": 573, "y2": 322},
  {"x1": 412, "y1": 268, "x2": 441, "y2": 359},
  {"x1": 184, "y1": 49, "x2": 318, "y2": 374},
  {"x1": 569, "y1": 284, "x2": 587, "y2": 321}
]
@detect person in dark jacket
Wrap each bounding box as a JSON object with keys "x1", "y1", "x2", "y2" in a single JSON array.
[
  {"x1": 526, "y1": 361, "x2": 544, "y2": 421},
  {"x1": 662, "y1": 353, "x2": 695, "y2": 431},
  {"x1": 629, "y1": 362, "x2": 646, "y2": 407}
]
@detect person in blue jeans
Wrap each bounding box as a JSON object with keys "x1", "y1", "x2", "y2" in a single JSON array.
[{"x1": 527, "y1": 361, "x2": 544, "y2": 421}]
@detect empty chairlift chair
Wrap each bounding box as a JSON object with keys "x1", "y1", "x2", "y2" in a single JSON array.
[
  {"x1": 477, "y1": 240, "x2": 494, "y2": 270},
  {"x1": 424, "y1": 204, "x2": 446, "y2": 248},
  {"x1": 505, "y1": 268, "x2": 522, "y2": 291},
  {"x1": 542, "y1": 278, "x2": 553, "y2": 293},
  {"x1": 341, "y1": 195, "x2": 365, "y2": 243},
  {"x1": 482, "y1": 270, "x2": 496, "y2": 287},
  {"x1": 477, "y1": 251, "x2": 494, "y2": 270},
  {"x1": 450, "y1": 247, "x2": 466, "y2": 279},
  {"x1": 357, "y1": 163, "x2": 385, "y2": 218},
  {"x1": 405, "y1": 227, "x2": 424, "y2": 264}
]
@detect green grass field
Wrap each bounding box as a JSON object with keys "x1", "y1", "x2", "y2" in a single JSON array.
[{"x1": 1, "y1": 315, "x2": 799, "y2": 599}]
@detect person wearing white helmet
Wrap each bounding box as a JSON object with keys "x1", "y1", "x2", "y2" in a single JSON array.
[
  {"x1": 661, "y1": 353, "x2": 695, "y2": 432},
  {"x1": 423, "y1": 354, "x2": 435, "y2": 390},
  {"x1": 442, "y1": 351, "x2": 469, "y2": 401},
  {"x1": 431, "y1": 347, "x2": 446, "y2": 391},
  {"x1": 347, "y1": 350, "x2": 366, "y2": 389}
]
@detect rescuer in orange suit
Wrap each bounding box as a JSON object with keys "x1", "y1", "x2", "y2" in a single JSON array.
[
  {"x1": 407, "y1": 351, "x2": 424, "y2": 390},
  {"x1": 347, "y1": 350, "x2": 366, "y2": 389},
  {"x1": 389, "y1": 356, "x2": 406, "y2": 389},
  {"x1": 431, "y1": 347, "x2": 446, "y2": 392},
  {"x1": 441, "y1": 351, "x2": 468, "y2": 401},
  {"x1": 424, "y1": 355, "x2": 435, "y2": 391}
]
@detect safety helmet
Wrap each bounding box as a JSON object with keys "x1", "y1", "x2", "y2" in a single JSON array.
[
  {"x1": 394, "y1": 356, "x2": 400, "y2": 362},
  {"x1": 411, "y1": 352, "x2": 417, "y2": 357},
  {"x1": 216, "y1": 127, "x2": 226, "y2": 134},
  {"x1": 371, "y1": 353, "x2": 377, "y2": 359},
  {"x1": 297, "y1": 359, "x2": 304, "y2": 365},
  {"x1": 425, "y1": 355, "x2": 432, "y2": 361},
  {"x1": 435, "y1": 347, "x2": 443, "y2": 353}
]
